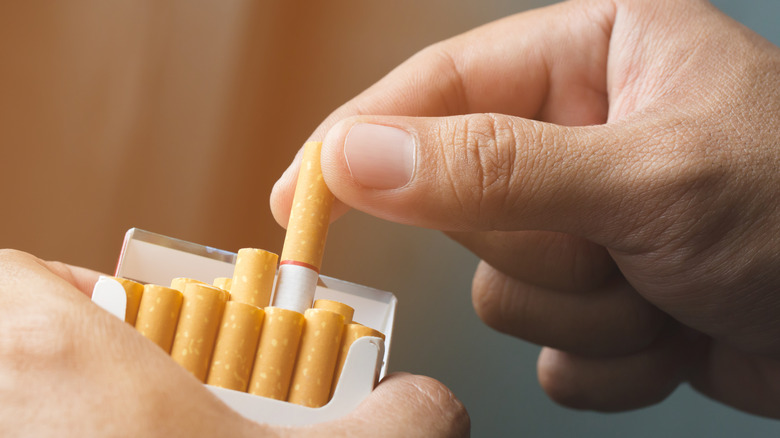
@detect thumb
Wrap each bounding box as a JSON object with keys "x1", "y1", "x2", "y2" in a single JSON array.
[
  {"x1": 321, "y1": 114, "x2": 633, "y2": 243},
  {"x1": 305, "y1": 373, "x2": 469, "y2": 438}
]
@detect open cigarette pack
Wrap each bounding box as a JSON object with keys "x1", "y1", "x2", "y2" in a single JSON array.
[{"x1": 91, "y1": 228, "x2": 397, "y2": 426}]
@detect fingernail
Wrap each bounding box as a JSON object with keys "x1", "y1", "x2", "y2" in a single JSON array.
[{"x1": 343, "y1": 123, "x2": 416, "y2": 189}]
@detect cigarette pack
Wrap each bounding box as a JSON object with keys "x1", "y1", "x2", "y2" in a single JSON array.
[{"x1": 91, "y1": 228, "x2": 397, "y2": 426}]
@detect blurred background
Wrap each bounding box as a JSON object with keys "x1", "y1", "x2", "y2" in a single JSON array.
[{"x1": 1, "y1": 0, "x2": 778, "y2": 436}]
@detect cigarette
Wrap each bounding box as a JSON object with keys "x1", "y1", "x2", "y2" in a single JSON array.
[
  {"x1": 112, "y1": 277, "x2": 144, "y2": 325},
  {"x1": 206, "y1": 301, "x2": 265, "y2": 392},
  {"x1": 230, "y1": 248, "x2": 278, "y2": 307},
  {"x1": 287, "y1": 308, "x2": 345, "y2": 408},
  {"x1": 212, "y1": 277, "x2": 233, "y2": 292},
  {"x1": 313, "y1": 299, "x2": 354, "y2": 324},
  {"x1": 170, "y1": 283, "x2": 229, "y2": 382},
  {"x1": 171, "y1": 277, "x2": 207, "y2": 292},
  {"x1": 134, "y1": 284, "x2": 184, "y2": 353},
  {"x1": 273, "y1": 141, "x2": 335, "y2": 313},
  {"x1": 330, "y1": 323, "x2": 385, "y2": 397},
  {"x1": 247, "y1": 307, "x2": 305, "y2": 400}
]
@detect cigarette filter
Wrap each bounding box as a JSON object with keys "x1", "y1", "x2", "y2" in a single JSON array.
[
  {"x1": 330, "y1": 323, "x2": 385, "y2": 397},
  {"x1": 288, "y1": 308, "x2": 345, "y2": 408},
  {"x1": 248, "y1": 307, "x2": 305, "y2": 400},
  {"x1": 207, "y1": 301, "x2": 265, "y2": 392},
  {"x1": 212, "y1": 277, "x2": 233, "y2": 292},
  {"x1": 112, "y1": 277, "x2": 144, "y2": 325},
  {"x1": 134, "y1": 284, "x2": 183, "y2": 353},
  {"x1": 170, "y1": 283, "x2": 228, "y2": 382},
  {"x1": 170, "y1": 277, "x2": 207, "y2": 293},
  {"x1": 313, "y1": 299, "x2": 354, "y2": 324},
  {"x1": 274, "y1": 141, "x2": 335, "y2": 313},
  {"x1": 230, "y1": 248, "x2": 278, "y2": 307}
]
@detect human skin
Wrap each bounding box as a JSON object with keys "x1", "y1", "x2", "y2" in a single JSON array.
[
  {"x1": 271, "y1": 0, "x2": 780, "y2": 418},
  {"x1": 0, "y1": 250, "x2": 469, "y2": 437}
]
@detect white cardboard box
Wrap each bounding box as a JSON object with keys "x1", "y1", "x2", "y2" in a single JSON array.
[{"x1": 91, "y1": 228, "x2": 397, "y2": 426}]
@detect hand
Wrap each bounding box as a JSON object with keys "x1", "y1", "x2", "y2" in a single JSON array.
[
  {"x1": 271, "y1": 0, "x2": 780, "y2": 418},
  {"x1": 0, "y1": 249, "x2": 468, "y2": 437}
]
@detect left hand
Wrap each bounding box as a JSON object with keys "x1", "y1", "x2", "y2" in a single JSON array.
[{"x1": 0, "y1": 249, "x2": 468, "y2": 437}]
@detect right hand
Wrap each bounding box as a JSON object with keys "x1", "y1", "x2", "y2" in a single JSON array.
[{"x1": 271, "y1": 0, "x2": 780, "y2": 417}]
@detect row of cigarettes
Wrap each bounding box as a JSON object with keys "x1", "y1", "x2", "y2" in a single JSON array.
[{"x1": 111, "y1": 247, "x2": 385, "y2": 408}]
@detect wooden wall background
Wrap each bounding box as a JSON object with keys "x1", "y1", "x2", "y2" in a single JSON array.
[{"x1": 0, "y1": 0, "x2": 533, "y2": 272}]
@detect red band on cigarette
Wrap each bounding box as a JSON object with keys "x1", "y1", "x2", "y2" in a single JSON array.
[{"x1": 280, "y1": 260, "x2": 320, "y2": 273}]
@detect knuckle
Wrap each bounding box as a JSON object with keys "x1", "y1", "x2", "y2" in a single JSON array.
[
  {"x1": 0, "y1": 251, "x2": 81, "y2": 368},
  {"x1": 0, "y1": 248, "x2": 34, "y2": 265},
  {"x1": 436, "y1": 114, "x2": 520, "y2": 228},
  {"x1": 0, "y1": 250, "x2": 46, "y2": 285},
  {"x1": 0, "y1": 309, "x2": 77, "y2": 369},
  {"x1": 471, "y1": 262, "x2": 527, "y2": 336},
  {"x1": 417, "y1": 43, "x2": 468, "y2": 115}
]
